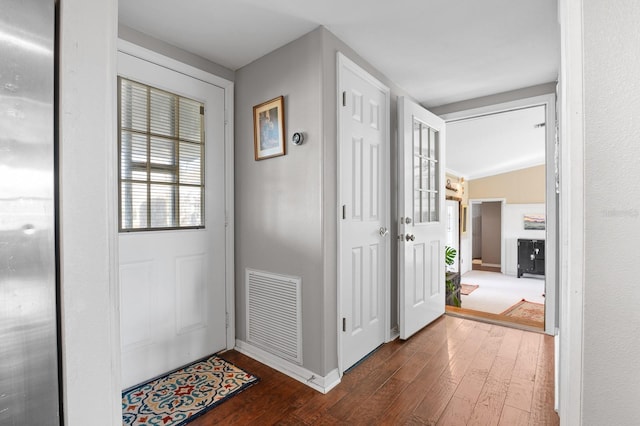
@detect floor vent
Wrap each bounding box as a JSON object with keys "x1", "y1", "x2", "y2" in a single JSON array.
[{"x1": 246, "y1": 269, "x2": 302, "y2": 365}]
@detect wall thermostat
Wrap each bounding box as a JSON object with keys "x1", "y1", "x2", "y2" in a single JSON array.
[{"x1": 292, "y1": 132, "x2": 304, "y2": 145}]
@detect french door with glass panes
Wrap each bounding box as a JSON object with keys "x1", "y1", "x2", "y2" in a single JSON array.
[{"x1": 398, "y1": 97, "x2": 446, "y2": 340}]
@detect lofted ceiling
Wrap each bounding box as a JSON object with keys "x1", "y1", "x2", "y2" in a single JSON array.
[
  {"x1": 445, "y1": 105, "x2": 547, "y2": 180},
  {"x1": 119, "y1": 0, "x2": 558, "y2": 179}
]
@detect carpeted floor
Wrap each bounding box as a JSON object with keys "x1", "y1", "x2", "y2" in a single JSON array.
[
  {"x1": 461, "y1": 270, "x2": 545, "y2": 314},
  {"x1": 122, "y1": 354, "x2": 259, "y2": 426}
]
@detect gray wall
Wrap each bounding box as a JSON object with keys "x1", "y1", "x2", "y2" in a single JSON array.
[
  {"x1": 234, "y1": 26, "x2": 420, "y2": 377},
  {"x1": 234, "y1": 29, "x2": 325, "y2": 374},
  {"x1": 582, "y1": 0, "x2": 640, "y2": 423},
  {"x1": 118, "y1": 25, "x2": 234, "y2": 82},
  {"x1": 430, "y1": 82, "x2": 556, "y2": 116},
  {"x1": 481, "y1": 201, "x2": 502, "y2": 265}
]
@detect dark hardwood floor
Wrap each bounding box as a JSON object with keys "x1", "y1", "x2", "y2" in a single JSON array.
[{"x1": 190, "y1": 315, "x2": 559, "y2": 425}]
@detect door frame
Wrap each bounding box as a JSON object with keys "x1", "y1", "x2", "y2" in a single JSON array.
[
  {"x1": 116, "y1": 39, "x2": 236, "y2": 348},
  {"x1": 468, "y1": 198, "x2": 506, "y2": 273},
  {"x1": 336, "y1": 52, "x2": 391, "y2": 375},
  {"x1": 445, "y1": 199, "x2": 461, "y2": 273},
  {"x1": 440, "y1": 93, "x2": 557, "y2": 335}
]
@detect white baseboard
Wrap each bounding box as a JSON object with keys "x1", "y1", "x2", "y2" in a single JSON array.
[{"x1": 234, "y1": 340, "x2": 341, "y2": 394}]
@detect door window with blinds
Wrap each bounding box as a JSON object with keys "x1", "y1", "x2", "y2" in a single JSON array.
[
  {"x1": 118, "y1": 77, "x2": 205, "y2": 231},
  {"x1": 413, "y1": 118, "x2": 439, "y2": 223}
]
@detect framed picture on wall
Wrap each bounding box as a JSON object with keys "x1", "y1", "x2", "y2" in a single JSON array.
[
  {"x1": 524, "y1": 214, "x2": 545, "y2": 230},
  {"x1": 253, "y1": 96, "x2": 285, "y2": 160}
]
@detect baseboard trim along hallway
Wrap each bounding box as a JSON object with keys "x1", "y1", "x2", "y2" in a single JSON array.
[{"x1": 234, "y1": 340, "x2": 341, "y2": 394}]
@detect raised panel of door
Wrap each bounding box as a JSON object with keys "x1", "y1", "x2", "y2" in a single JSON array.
[
  {"x1": 338, "y1": 54, "x2": 390, "y2": 371},
  {"x1": 118, "y1": 51, "x2": 226, "y2": 388},
  {"x1": 398, "y1": 96, "x2": 446, "y2": 340}
]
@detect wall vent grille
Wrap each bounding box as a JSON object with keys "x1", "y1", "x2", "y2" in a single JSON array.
[{"x1": 246, "y1": 269, "x2": 302, "y2": 365}]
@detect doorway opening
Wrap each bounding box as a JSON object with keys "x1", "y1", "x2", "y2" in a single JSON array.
[{"x1": 441, "y1": 95, "x2": 556, "y2": 334}]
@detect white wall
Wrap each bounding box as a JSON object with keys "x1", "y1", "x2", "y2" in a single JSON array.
[
  {"x1": 59, "y1": 0, "x2": 121, "y2": 423},
  {"x1": 581, "y1": 0, "x2": 640, "y2": 424},
  {"x1": 503, "y1": 204, "x2": 546, "y2": 276}
]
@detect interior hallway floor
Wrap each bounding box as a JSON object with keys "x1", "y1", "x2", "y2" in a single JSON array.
[
  {"x1": 460, "y1": 270, "x2": 545, "y2": 314},
  {"x1": 191, "y1": 316, "x2": 558, "y2": 425}
]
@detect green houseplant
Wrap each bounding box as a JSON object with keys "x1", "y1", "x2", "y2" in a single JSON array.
[{"x1": 445, "y1": 246, "x2": 460, "y2": 307}]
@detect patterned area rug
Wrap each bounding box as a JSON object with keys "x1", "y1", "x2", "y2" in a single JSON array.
[
  {"x1": 122, "y1": 355, "x2": 259, "y2": 426},
  {"x1": 461, "y1": 284, "x2": 479, "y2": 295},
  {"x1": 501, "y1": 299, "x2": 544, "y2": 323}
]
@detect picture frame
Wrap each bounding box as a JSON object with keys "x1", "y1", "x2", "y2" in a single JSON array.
[
  {"x1": 524, "y1": 213, "x2": 545, "y2": 230},
  {"x1": 253, "y1": 96, "x2": 285, "y2": 160}
]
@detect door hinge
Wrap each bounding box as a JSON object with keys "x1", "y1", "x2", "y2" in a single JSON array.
[
  {"x1": 225, "y1": 312, "x2": 229, "y2": 329},
  {"x1": 342, "y1": 317, "x2": 346, "y2": 332},
  {"x1": 342, "y1": 91, "x2": 347, "y2": 107},
  {"x1": 342, "y1": 205, "x2": 346, "y2": 219}
]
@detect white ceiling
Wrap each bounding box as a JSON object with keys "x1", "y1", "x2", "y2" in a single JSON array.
[
  {"x1": 446, "y1": 105, "x2": 547, "y2": 179},
  {"x1": 120, "y1": 0, "x2": 557, "y2": 179},
  {"x1": 119, "y1": 0, "x2": 559, "y2": 108}
]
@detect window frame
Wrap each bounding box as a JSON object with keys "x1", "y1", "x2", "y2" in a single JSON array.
[
  {"x1": 413, "y1": 118, "x2": 440, "y2": 225},
  {"x1": 117, "y1": 76, "x2": 206, "y2": 232}
]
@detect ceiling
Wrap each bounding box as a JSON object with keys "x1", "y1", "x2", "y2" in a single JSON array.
[
  {"x1": 119, "y1": 0, "x2": 560, "y2": 108},
  {"x1": 445, "y1": 105, "x2": 547, "y2": 179}
]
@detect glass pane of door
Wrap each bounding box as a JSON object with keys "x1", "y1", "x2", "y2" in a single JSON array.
[{"x1": 412, "y1": 118, "x2": 439, "y2": 224}]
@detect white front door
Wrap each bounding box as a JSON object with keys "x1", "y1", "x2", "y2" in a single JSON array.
[
  {"x1": 398, "y1": 97, "x2": 446, "y2": 340},
  {"x1": 117, "y1": 52, "x2": 227, "y2": 388},
  {"x1": 338, "y1": 54, "x2": 390, "y2": 371}
]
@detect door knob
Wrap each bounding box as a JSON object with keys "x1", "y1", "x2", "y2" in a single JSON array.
[
  {"x1": 405, "y1": 234, "x2": 415, "y2": 242},
  {"x1": 379, "y1": 227, "x2": 389, "y2": 237}
]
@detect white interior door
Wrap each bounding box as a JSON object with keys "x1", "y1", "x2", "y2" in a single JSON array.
[
  {"x1": 338, "y1": 54, "x2": 390, "y2": 371},
  {"x1": 118, "y1": 52, "x2": 227, "y2": 388},
  {"x1": 398, "y1": 96, "x2": 446, "y2": 340}
]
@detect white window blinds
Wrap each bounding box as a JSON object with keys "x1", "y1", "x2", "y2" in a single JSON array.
[{"x1": 118, "y1": 77, "x2": 205, "y2": 231}]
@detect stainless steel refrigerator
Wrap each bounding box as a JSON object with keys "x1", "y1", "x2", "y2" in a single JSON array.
[{"x1": 0, "y1": 0, "x2": 60, "y2": 424}]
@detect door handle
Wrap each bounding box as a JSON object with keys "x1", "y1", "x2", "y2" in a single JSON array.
[
  {"x1": 405, "y1": 234, "x2": 415, "y2": 242},
  {"x1": 379, "y1": 227, "x2": 389, "y2": 237}
]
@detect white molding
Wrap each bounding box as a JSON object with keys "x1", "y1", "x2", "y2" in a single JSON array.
[
  {"x1": 464, "y1": 160, "x2": 546, "y2": 181},
  {"x1": 336, "y1": 52, "x2": 392, "y2": 373},
  {"x1": 558, "y1": 0, "x2": 584, "y2": 423},
  {"x1": 224, "y1": 84, "x2": 236, "y2": 349},
  {"x1": 439, "y1": 93, "x2": 555, "y2": 123},
  {"x1": 117, "y1": 39, "x2": 233, "y2": 90},
  {"x1": 235, "y1": 340, "x2": 341, "y2": 394},
  {"x1": 117, "y1": 39, "x2": 236, "y2": 351}
]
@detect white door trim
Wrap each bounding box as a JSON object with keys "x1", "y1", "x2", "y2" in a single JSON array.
[
  {"x1": 336, "y1": 52, "x2": 391, "y2": 375},
  {"x1": 558, "y1": 0, "x2": 585, "y2": 422},
  {"x1": 116, "y1": 39, "x2": 236, "y2": 349},
  {"x1": 440, "y1": 93, "x2": 557, "y2": 335},
  {"x1": 468, "y1": 198, "x2": 506, "y2": 272}
]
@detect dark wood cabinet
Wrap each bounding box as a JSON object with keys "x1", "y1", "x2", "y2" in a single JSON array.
[{"x1": 517, "y1": 239, "x2": 545, "y2": 278}]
